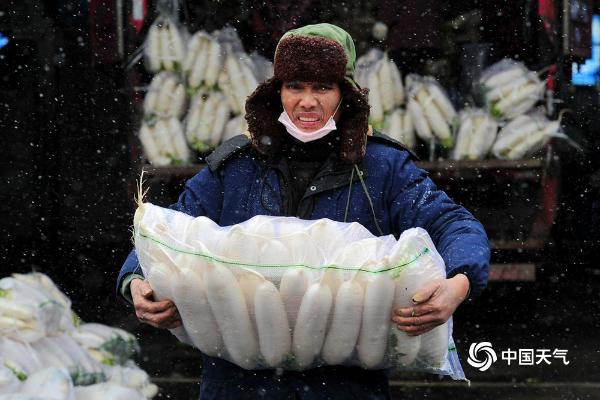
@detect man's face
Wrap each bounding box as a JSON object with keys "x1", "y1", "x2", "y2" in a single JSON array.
[{"x1": 280, "y1": 81, "x2": 342, "y2": 132}]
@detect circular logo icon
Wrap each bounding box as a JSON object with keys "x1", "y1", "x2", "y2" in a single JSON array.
[{"x1": 467, "y1": 342, "x2": 497, "y2": 372}]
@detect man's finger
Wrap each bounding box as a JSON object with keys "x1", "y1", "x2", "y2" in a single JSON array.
[
  {"x1": 138, "y1": 299, "x2": 176, "y2": 314},
  {"x1": 411, "y1": 279, "x2": 443, "y2": 304},
  {"x1": 394, "y1": 303, "x2": 437, "y2": 318},
  {"x1": 393, "y1": 313, "x2": 438, "y2": 327},
  {"x1": 405, "y1": 322, "x2": 438, "y2": 336},
  {"x1": 142, "y1": 306, "x2": 180, "y2": 326}
]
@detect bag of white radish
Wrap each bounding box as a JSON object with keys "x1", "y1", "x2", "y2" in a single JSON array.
[
  {"x1": 183, "y1": 31, "x2": 222, "y2": 92},
  {"x1": 144, "y1": 16, "x2": 187, "y2": 73},
  {"x1": 406, "y1": 74, "x2": 457, "y2": 148},
  {"x1": 0, "y1": 274, "x2": 73, "y2": 342},
  {"x1": 382, "y1": 108, "x2": 415, "y2": 149},
  {"x1": 184, "y1": 91, "x2": 230, "y2": 152},
  {"x1": 452, "y1": 108, "x2": 498, "y2": 160},
  {"x1": 355, "y1": 49, "x2": 405, "y2": 129},
  {"x1": 143, "y1": 72, "x2": 187, "y2": 120},
  {"x1": 479, "y1": 58, "x2": 545, "y2": 120},
  {"x1": 132, "y1": 195, "x2": 466, "y2": 379},
  {"x1": 138, "y1": 118, "x2": 191, "y2": 166},
  {"x1": 491, "y1": 109, "x2": 571, "y2": 160}
]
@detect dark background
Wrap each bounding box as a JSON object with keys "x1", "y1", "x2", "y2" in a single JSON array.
[{"x1": 1, "y1": 1, "x2": 599, "y2": 398}]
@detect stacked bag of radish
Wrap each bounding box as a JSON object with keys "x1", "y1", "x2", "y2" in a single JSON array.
[
  {"x1": 406, "y1": 74, "x2": 457, "y2": 148},
  {"x1": 139, "y1": 19, "x2": 270, "y2": 165},
  {"x1": 354, "y1": 50, "x2": 414, "y2": 148},
  {"x1": 479, "y1": 59, "x2": 545, "y2": 120},
  {"x1": 452, "y1": 108, "x2": 499, "y2": 160},
  {"x1": 133, "y1": 194, "x2": 465, "y2": 379},
  {"x1": 144, "y1": 17, "x2": 186, "y2": 73},
  {"x1": 0, "y1": 272, "x2": 158, "y2": 398},
  {"x1": 491, "y1": 109, "x2": 569, "y2": 160}
]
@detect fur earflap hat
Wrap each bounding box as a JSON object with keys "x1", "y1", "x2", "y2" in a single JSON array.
[{"x1": 245, "y1": 23, "x2": 370, "y2": 164}]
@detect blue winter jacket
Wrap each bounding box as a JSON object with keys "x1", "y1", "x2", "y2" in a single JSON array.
[{"x1": 118, "y1": 133, "x2": 490, "y2": 399}]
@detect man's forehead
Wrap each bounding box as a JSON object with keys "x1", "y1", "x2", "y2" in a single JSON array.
[{"x1": 284, "y1": 81, "x2": 338, "y2": 86}]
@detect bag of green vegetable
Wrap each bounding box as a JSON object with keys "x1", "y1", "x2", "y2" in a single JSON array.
[
  {"x1": 132, "y1": 190, "x2": 466, "y2": 379},
  {"x1": 478, "y1": 58, "x2": 545, "y2": 120}
]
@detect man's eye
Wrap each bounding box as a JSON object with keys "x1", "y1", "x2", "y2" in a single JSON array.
[
  {"x1": 318, "y1": 85, "x2": 332, "y2": 91},
  {"x1": 285, "y1": 83, "x2": 301, "y2": 90}
]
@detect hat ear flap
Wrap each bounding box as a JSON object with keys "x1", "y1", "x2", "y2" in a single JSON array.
[
  {"x1": 337, "y1": 80, "x2": 370, "y2": 164},
  {"x1": 245, "y1": 78, "x2": 286, "y2": 157}
]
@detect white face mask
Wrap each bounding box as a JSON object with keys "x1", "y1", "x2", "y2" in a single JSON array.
[{"x1": 278, "y1": 101, "x2": 342, "y2": 143}]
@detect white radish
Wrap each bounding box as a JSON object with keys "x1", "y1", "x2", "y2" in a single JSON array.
[
  {"x1": 209, "y1": 95, "x2": 230, "y2": 146},
  {"x1": 152, "y1": 119, "x2": 174, "y2": 156},
  {"x1": 254, "y1": 280, "x2": 291, "y2": 367},
  {"x1": 225, "y1": 54, "x2": 248, "y2": 114},
  {"x1": 292, "y1": 282, "x2": 332, "y2": 368},
  {"x1": 492, "y1": 82, "x2": 543, "y2": 116},
  {"x1": 280, "y1": 269, "x2": 310, "y2": 331},
  {"x1": 402, "y1": 109, "x2": 415, "y2": 148},
  {"x1": 168, "y1": 22, "x2": 185, "y2": 68},
  {"x1": 386, "y1": 108, "x2": 404, "y2": 144},
  {"x1": 238, "y1": 55, "x2": 259, "y2": 96},
  {"x1": 417, "y1": 323, "x2": 449, "y2": 367},
  {"x1": 169, "y1": 83, "x2": 186, "y2": 119},
  {"x1": 222, "y1": 115, "x2": 246, "y2": 141},
  {"x1": 357, "y1": 274, "x2": 395, "y2": 368},
  {"x1": 204, "y1": 39, "x2": 222, "y2": 87},
  {"x1": 20, "y1": 368, "x2": 74, "y2": 399},
  {"x1": 143, "y1": 90, "x2": 159, "y2": 116},
  {"x1": 388, "y1": 60, "x2": 404, "y2": 106},
  {"x1": 185, "y1": 94, "x2": 208, "y2": 143},
  {"x1": 204, "y1": 264, "x2": 258, "y2": 369},
  {"x1": 158, "y1": 25, "x2": 174, "y2": 71},
  {"x1": 219, "y1": 71, "x2": 241, "y2": 114},
  {"x1": 427, "y1": 82, "x2": 457, "y2": 124},
  {"x1": 172, "y1": 265, "x2": 224, "y2": 356},
  {"x1": 237, "y1": 268, "x2": 264, "y2": 337},
  {"x1": 146, "y1": 24, "x2": 161, "y2": 72},
  {"x1": 467, "y1": 116, "x2": 497, "y2": 160},
  {"x1": 483, "y1": 65, "x2": 525, "y2": 88},
  {"x1": 504, "y1": 122, "x2": 553, "y2": 159},
  {"x1": 321, "y1": 278, "x2": 364, "y2": 364},
  {"x1": 415, "y1": 88, "x2": 451, "y2": 143},
  {"x1": 139, "y1": 124, "x2": 169, "y2": 166},
  {"x1": 167, "y1": 118, "x2": 190, "y2": 162},
  {"x1": 452, "y1": 114, "x2": 473, "y2": 160},
  {"x1": 407, "y1": 97, "x2": 433, "y2": 141},
  {"x1": 486, "y1": 74, "x2": 529, "y2": 101},
  {"x1": 367, "y1": 68, "x2": 384, "y2": 125},
  {"x1": 188, "y1": 37, "x2": 210, "y2": 88},
  {"x1": 182, "y1": 33, "x2": 202, "y2": 75},
  {"x1": 156, "y1": 75, "x2": 177, "y2": 116},
  {"x1": 378, "y1": 54, "x2": 395, "y2": 112}
]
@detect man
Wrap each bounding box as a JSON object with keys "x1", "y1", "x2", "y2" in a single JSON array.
[{"x1": 118, "y1": 23, "x2": 489, "y2": 399}]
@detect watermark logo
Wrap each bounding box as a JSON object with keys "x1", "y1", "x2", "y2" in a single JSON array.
[
  {"x1": 467, "y1": 343, "x2": 570, "y2": 371},
  {"x1": 467, "y1": 342, "x2": 498, "y2": 371}
]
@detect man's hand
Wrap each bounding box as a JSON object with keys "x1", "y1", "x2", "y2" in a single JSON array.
[
  {"x1": 392, "y1": 274, "x2": 470, "y2": 336},
  {"x1": 130, "y1": 279, "x2": 182, "y2": 329}
]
